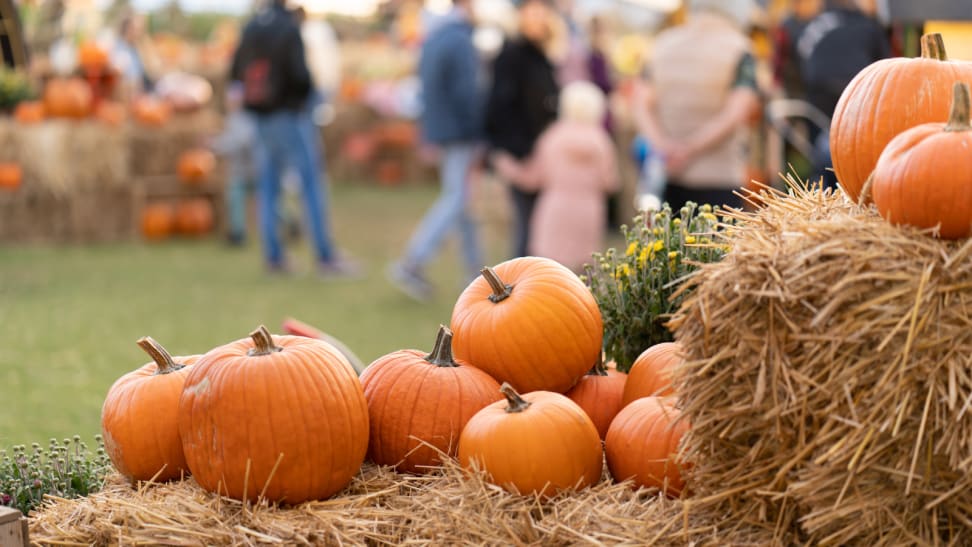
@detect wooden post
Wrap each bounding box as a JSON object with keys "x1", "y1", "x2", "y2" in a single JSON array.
[{"x1": 0, "y1": 506, "x2": 28, "y2": 547}]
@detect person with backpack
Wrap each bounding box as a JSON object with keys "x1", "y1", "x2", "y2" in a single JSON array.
[{"x1": 230, "y1": 0, "x2": 358, "y2": 277}]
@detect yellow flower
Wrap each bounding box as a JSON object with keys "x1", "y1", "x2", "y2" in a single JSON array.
[
  {"x1": 668, "y1": 251, "x2": 679, "y2": 259},
  {"x1": 625, "y1": 241, "x2": 638, "y2": 257},
  {"x1": 685, "y1": 235, "x2": 697, "y2": 245},
  {"x1": 615, "y1": 264, "x2": 631, "y2": 279},
  {"x1": 673, "y1": 218, "x2": 681, "y2": 226},
  {"x1": 701, "y1": 204, "x2": 712, "y2": 213},
  {"x1": 701, "y1": 212, "x2": 718, "y2": 222},
  {"x1": 637, "y1": 248, "x2": 649, "y2": 268},
  {"x1": 653, "y1": 227, "x2": 663, "y2": 236},
  {"x1": 653, "y1": 240, "x2": 664, "y2": 252}
]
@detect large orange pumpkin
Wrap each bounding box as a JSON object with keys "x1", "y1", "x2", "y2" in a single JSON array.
[
  {"x1": 621, "y1": 342, "x2": 682, "y2": 407},
  {"x1": 13, "y1": 101, "x2": 45, "y2": 124},
  {"x1": 177, "y1": 148, "x2": 216, "y2": 184},
  {"x1": 831, "y1": 33, "x2": 972, "y2": 202},
  {"x1": 132, "y1": 96, "x2": 172, "y2": 126},
  {"x1": 871, "y1": 82, "x2": 972, "y2": 239},
  {"x1": 565, "y1": 359, "x2": 627, "y2": 440},
  {"x1": 95, "y1": 101, "x2": 127, "y2": 126},
  {"x1": 78, "y1": 41, "x2": 110, "y2": 73},
  {"x1": 174, "y1": 198, "x2": 214, "y2": 237},
  {"x1": 457, "y1": 383, "x2": 602, "y2": 497},
  {"x1": 0, "y1": 163, "x2": 22, "y2": 191},
  {"x1": 141, "y1": 202, "x2": 175, "y2": 241},
  {"x1": 179, "y1": 326, "x2": 369, "y2": 503},
  {"x1": 451, "y1": 257, "x2": 603, "y2": 394},
  {"x1": 605, "y1": 396, "x2": 689, "y2": 496},
  {"x1": 359, "y1": 325, "x2": 501, "y2": 473},
  {"x1": 43, "y1": 78, "x2": 93, "y2": 119},
  {"x1": 101, "y1": 337, "x2": 199, "y2": 482}
]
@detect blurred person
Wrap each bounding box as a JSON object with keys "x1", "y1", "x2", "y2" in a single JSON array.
[
  {"x1": 209, "y1": 83, "x2": 256, "y2": 246},
  {"x1": 771, "y1": 0, "x2": 820, "y2": 101},
  {"x1": 586, "y1": 15, "x2": 620, "y2": 229},
  {"x1": 231, "y1": 0, "x2": 358, "y2": 276},
  {"x1": 553, "y1": 0, "x2": 589, "y2": 86},
  {"x1": 386, "y1": 0, "x2": 484, "y2": 301},
  {"x1": 633, "y1": 0, "x2": 760, "y2": 211},
  {"x1": 494, "y1": 82, "x2": 618, "y2": 272},
  {"x1": 112, "y1": 14, "x2": 151, "y2": 95},
  {"x1": 798, "y1": 0, "x2": 889, "y2": 189},
  {"x1": 486, "y1": 0, "x2": 561, "y2": 259},
  {"x1": 293, "y1": 6, "x2": 341, "y2": 120}
]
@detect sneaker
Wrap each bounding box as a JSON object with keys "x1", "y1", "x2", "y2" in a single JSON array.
[
  {"x1": 226, "y1": 232, "x2": 246, "y2": 247},
  {"x1": 318, "y1": 255, "x2": 364, "y2": 280},
  {"x1": 386, "y1": 262, "x2": 433, "y2": 302}
]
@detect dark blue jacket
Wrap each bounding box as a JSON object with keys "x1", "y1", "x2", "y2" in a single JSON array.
[{"x1": 418, "y1": 16, "x2": 483, "y2": 144}]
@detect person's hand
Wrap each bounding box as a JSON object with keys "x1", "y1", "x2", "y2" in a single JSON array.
[
  {"x1": 663, "y1": 142, "x2": 696, "y2": 177},
  {"x1": 491, "y1": 152, "x2": 521, "y2": 182}
]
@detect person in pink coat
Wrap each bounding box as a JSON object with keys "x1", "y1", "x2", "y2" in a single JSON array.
[{"x1": 495, "y1": 81, "x2": 618, "y2": 272}]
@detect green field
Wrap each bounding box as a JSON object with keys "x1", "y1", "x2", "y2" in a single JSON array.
[{"x1": 0, "y1": 182, "x2": 525, "y2": 448}]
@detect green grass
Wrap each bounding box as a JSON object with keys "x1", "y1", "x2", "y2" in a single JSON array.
[{"x1": 0, "y1": 182, "x2": 514, "y2": 448}]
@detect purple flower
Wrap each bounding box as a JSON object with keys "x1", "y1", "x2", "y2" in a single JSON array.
[{"x1": 1, "y1": 493, "x2": 11, "y2": 505}]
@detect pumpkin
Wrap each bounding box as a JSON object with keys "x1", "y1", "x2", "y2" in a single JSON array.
[
  {"x1": 360, "y1": 325, "x2": 501, "y2": 473},
  {"x1": 101, "y1": 337, "x2": 199, "y2": 482},
  {"x1": 13, "y1": 101, "x2": 45, "y2": 124},
  {"x1": 605, "y1": 396, "x2": 689, "y2": 496},
  {"x1": 179, "y1": 326, "x2": 369, "y2": 502},
  {"x1": 0, "y1": 163, "x2": 22, "y2": 191},
  {"x1": 378, "y1": 122, "x2": 418, "y2": 149},
  {"x1": 132, "y1": 96, "x2": 172, "y2": 126},
  {"x1": 341, "y1": 133, "x2": 376, "y2": 164},
  {"x1": 622, "y1": 342, "x2": 682, "y2": 407},
  {"x1": 830, "y1": 33, "x2": 972, "y2": 202},
  {"x1": 457, "y1": 383, "x2": 602, "y2": 497},
  {"x1": 870, "y1": 82, "x2": 972, "y2": 239},
  {"x1": 565, "y1": 359, "x2": 626, "y2": 440},
  {"x1": 451, "y1": 257, "x2": 603, "y2": 394},
  {"x1": 141, "y1": 202, "x2": 175, "y2": 241},
  {"x1": 95, "y1": 101, "x2": 127, "y2": 126},
  {"x1": 174, "y1": 198, "x2": 214, "y2": 237},
  {"x1": 177, "y1": 148, "x2": 216, "y2": 184},
  {"x1": 78, "y1": 41, "x2": 109, "y2": 72},
  {"x1": 375, "y1": 160, "x2": 404, "y2": 186},
  {"x1": 43, "y1": 78, "x2": 93, "y2": 119}
]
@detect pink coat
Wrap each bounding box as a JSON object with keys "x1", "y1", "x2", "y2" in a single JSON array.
[{"x1": 513, "y1": 120, "x2": 619, "y2": 271}]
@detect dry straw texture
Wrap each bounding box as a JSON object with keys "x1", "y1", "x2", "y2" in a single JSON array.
[{"x1": 671, "y1": 182, "x2": 972, "y2": 545}]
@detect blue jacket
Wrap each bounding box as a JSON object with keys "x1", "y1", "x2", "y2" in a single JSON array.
[{"x1": 418, "y1": 16, "x2": 483, "y2": 144}]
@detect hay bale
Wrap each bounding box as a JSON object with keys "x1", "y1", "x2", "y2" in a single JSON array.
[
  {"x1": 671, "y1": 184, "x2": 972, "y2": 545},
  {"x1": 130, "y1": 109, "x2": 221, "y2": 178}
]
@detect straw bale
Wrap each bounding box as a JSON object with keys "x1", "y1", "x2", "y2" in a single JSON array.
[
  {"x1": 670, "y1": 182, "x2": 972, "y2": 545},
  {"x1": 130, "y1": 109, "x2": 221, "y2": 178}
]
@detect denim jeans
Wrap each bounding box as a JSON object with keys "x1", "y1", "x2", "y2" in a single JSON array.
[
  {"x1": 401, "y1": 143, "x2": 482, "y2": 278},
  {"x1": 253, "y1": 110, "x2": 334, "y2": 265}
]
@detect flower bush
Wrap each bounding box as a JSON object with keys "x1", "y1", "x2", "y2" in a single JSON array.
[{"x1": 584, "y1": 202, "x2": 730, "y2": 372}]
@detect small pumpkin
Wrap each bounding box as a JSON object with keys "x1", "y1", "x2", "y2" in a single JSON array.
[
  {"x1": 451, "y1": 257, "x2": 603, "y2": 394},
  {"x1": 78, "y1": 41, "x2": 109, "y2": 72},
  {"x1": 13, "y1": 101, "x2": 45, "y2": 124},
  {"x1": 457, "y1": 383, "x2": 602, "y2": 497},
  {"x1": 621, "y1": 342, "x2": 682, "y2": 407},
  {"x1": 101, "y1": 337, "x2": 199, "y2": 482},
  {"x1": 360, "y1": 325, "x2": 501, "y2": 473},
  {"x1": 605, "y1": 396, "x2": 689, "y2": 496},
  {"x1": 565, "y1": 359, "x2": 626, "y2": 440},
  {"x1": 179, "y1": 326, "x2": 369, "y2": 502},
  {"x1": 132, "y1": 96, "x2": 172, "y2": 126},
  {"x1": 43, "y1": 77, "x2": 93, "y2": 119},
  {"x1": 174, "y1": 198, "x2": 214, "y2": 237},
  {"x1": 141, "y1": 202, "x2": 175, "y2": 241},
  {"x1": 870, "y1": 82, "x2": 972, "y2": 239},
  {"x1": 831, "y1": 33, "x2": 972, "y2": 202},
  {"x1": 95, "y1": 101, "x2": 127, "y2": 126},
  {"x1": 177, "y1": 148, "x2": 217, "y2": 184},
  {"x1": 0, "y1": 163, "x2": 22, "y2": 191}
]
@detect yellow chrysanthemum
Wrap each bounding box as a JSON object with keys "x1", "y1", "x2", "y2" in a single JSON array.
[
  {"x1": 625, "y1": 241, "x2": 638, "y2": 256},
  {"x1": 653, "y1": 240, "x2": 664, "y2": 252},
  {"x1": 673, "y1": 218, "x2": 681, "y2": 226},
  {"x1": 668, "y1": 251, "x2": 679, "y2": 259},
  {"x1": 685, "y1": 235, "x2": 697, "y2": 245},
  {"x1": 637, "y1": 248, "x2": 649, "y2": 268},
  {"x1": 615, "y1": 264, "x2": 631, "y2": 279}
]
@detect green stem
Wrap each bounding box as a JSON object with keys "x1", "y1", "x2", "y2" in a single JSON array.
[
  {"x1": 481, "y1": 266, "x2": 513, "y2": 303},
  {"x1": 587, "y1": 357, "x2": 609, "y2": 377},
  {"x1": 425, "y1": 325, "x2": 458, "y2": 367},
  {"x1": 248, "y1": 325, "x2": 283, "y2": 356},
  {"x1": 500, "y1": 382, "x2": 531, "y2": 413},
  {"x1": 137, "y1": 336, "x2": 184, "y2": 375},
  {"x1": 920, "y1": 33, "x2": 947, "y2": 61},
  {"x1": 945, "y1": 82, "x2": 971, "y2": 132}
]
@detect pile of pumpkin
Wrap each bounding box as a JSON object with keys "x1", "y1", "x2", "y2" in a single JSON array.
[
  {"x1": 101, "y1": 256, "x2": 689, "y2": 505},
  {"x1": 140, "y1": 148, "x2": 219, "y2": 242}
]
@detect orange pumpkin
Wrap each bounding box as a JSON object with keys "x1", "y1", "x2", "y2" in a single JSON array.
[
  {"x1": 132, "y1": 96, "x2": 172, "y2": 126},
  {"x1": 605, "y1": 396, "x2": 689, "y2": 496},
  {"x1": 95, "y1": 101, "x2": 127, "y2": 126},
  {"x1": 451, "y1": 257, "x2": 603, "y2": 394},
  {"x1": 359, "y1": 326, "x2": 501, "y2": 473},
  {"x1": 179, "y1": 326, "x2": 369, "y2": 502},
  {"x1": 0, "y1": 163, "x2": 22, "y2": 191},
  {"x1": 831, "y1": 33, "x2": 972, "y2": 202},
  {"x1": 457, "y1": 383, "x2": 602, "y2": 497},
  {"x1": 341, "y1": 133, "x2": 376, "y2": 164},
  {"x1": 565, "y1": 359, "x2": 627, "y2": 440},
  {"x1": 141, "y1": 202, "x2": 175, "y2": 241},
  {"x1": 871, "y1": 82, "x2": 972, "y2": 239},
  {"x1": 174, "y1": 198, "x2": 214, "y2": 236},
  {"x1": 375, "y1": 160, "x2": 404, "y2": 186},
  {"x1": 13, "y1": 101, "x2": 45, "y2": 124},
  {"x1": 379, "y1": 122, "x2": 418, "y2": 149},
  {"x1": 622, "y1": 342, "x2": 682, "y2": 407},
  {"x1": 101, "y1": 337, "x2": 199, "y2": 482},
  {"x1": 43, "y1": 78, "x2": 93, "y2": 119},
  {"x1": 177, "y1": 148, "x2": 216, "y2": 184},
  {"x1": 78, "y1": 41, "x2": 109, "y2": 72}
]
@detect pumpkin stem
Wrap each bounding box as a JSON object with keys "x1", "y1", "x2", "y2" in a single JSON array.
[
  {"x1": 500, "y1": 382, "x2": 531, "y2": 413},
  {"x1": 425, "y1": 325, "x2": 459, "y2": 368},
  {"x1": 248, "y1": 325, "x2": 283, "y2": 356},
  {"x1": 920, "y1": 33, "x2": 948, "y2": 61},
  {"x1": 587, "y1": 357, "x2": 609, "y2": 377},
  {"x1": 481, "y1": 266, "x2": 513, "y2": 303},
  {"x1": 945, "y1": 82, "x2": 972, "y2": 132},
  {"x1": 137, "y1": 336, "x2": 184, "y2": 375}
]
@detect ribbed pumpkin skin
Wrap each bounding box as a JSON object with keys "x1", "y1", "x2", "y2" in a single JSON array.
[
  {"x1": 458, "y1": 388, "x2": 603, "y2": 497},
  {"x1": 451, "y1": 257, "x2": 603, "y2": 394},
  {"x1": 605, "y1": 396, "x2": 688, "y2": 496},
  {"x1": 565, "y1": 365, "x2": 626, "y2": 440},
  {"x1": 179, "y1": 331, "x2": 369, "y2": 503},
  {"x1": 830, "y1": 34, "x2": 972, "y2": 202},
  {"x1": 622, "y1": 343, "x2": 682, "y2": 407},
  {"x1": 360, "y1": 343, "x2": 502, "y2": 473},
  {"x1": 101, "y1": 342, "x2": 198, "y2": 482}
]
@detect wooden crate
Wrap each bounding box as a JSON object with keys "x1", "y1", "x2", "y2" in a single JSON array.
[{"x1": 0, "y1": 507, "x2": 28, "y2": 547}]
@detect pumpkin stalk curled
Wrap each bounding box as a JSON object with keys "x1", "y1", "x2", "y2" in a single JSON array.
[
  {"x1": 481, "y1": 266, "x2": 513, "y2": 303},
  {"x1": 920, "y1": 33, "x2": 947, "y2": 61},
  {"x1": 248, "y1": 325, "x2": 283, "y2": 356},
  {"x1": 137, "y1": 336, "x2": 184, "y2": 375},
  {"x1": 587, "y1": 358, "x2": 609, "y2": 377},
  {"x1": 500, "y1": 382, "x2": 532, "y2": 413},
  {"x1": 945, "y1": 82, "x2": 971, "y2": 132},
  {"x1": 425, "y1": 325, "x2": 459, "y2": 367}
]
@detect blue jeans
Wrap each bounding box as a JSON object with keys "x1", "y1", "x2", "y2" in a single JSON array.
[
  {"x1": 401, "y1": 143, "x2": 481, "y2": 278},
  {"x1": 253, "y1": 110, "x2": 334, "y2": 265}
]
